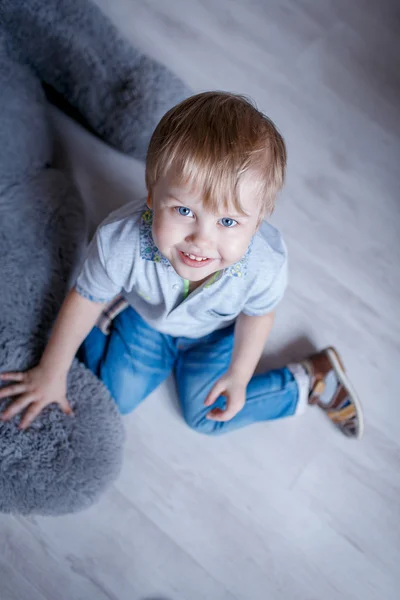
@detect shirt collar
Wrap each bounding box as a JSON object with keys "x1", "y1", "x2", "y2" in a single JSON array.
[{"x1": 139, "y1": 208, "x2": 251, "y2": 278}]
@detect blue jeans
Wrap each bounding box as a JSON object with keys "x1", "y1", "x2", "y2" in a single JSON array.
[{"x1": 79, "y1": 307, "x2": 300, "y2": 435}]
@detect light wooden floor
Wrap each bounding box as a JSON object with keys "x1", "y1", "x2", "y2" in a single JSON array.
[{"x1": 2, "y1": 1, "x2": 400, "y2": 599}]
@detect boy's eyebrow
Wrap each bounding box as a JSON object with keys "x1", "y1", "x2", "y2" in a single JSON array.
[
  {"x1": 166, "y1": 194, "x2": 250, "y2": 219},
  {"x1": 167, "y1": 194, "x2": 186, "y2": 204},
  {"x1": 228, "y1": 213, "x2": 250, "y2": 219}
]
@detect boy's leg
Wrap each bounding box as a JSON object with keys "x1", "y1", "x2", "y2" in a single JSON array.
[
  {"x1": 175, "y1": 326, "x2": 304, "y2": 436},
  {"x1": 79, "y1": 306, "x2": 177, "y2": 414},
  {"x1": 176, "y1": 329, "x2": 364, "y2": 438}
]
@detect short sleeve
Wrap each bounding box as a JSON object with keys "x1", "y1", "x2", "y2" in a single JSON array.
[
  {"x1": 75, "y1": 228, "x2": 123, "y2": 303},
  {"x1": 242, "y1": 250, "x2": 288, "y2": 316}
]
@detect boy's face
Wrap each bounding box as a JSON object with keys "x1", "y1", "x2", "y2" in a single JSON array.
[{"x1": 148, "y1": 171, "x2": 262, "y2": 282}]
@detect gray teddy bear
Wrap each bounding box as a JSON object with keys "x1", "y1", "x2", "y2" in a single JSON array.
[{"x1": 0, "y1": 0, "x2": 190, "y2": 515}]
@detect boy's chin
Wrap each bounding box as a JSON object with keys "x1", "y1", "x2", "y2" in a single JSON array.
[
  {"x1": 174, "y1": 266, "x2": 213, "y2": 281},
  {"x1": 171, "y1": 261, "x2": 216, "y2": 282}
]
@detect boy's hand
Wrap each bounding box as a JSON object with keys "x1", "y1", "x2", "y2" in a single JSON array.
[
  {"x1": 204, "y1": 372, "x2": 246, "y2": 421},
  {"x1": 0, "y1": 365, "x2": 72, "y2": 430}
]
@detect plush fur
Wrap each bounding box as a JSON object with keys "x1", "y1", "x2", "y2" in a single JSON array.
[
  {"x1": 0, "y1": 0, "x2": 190, "y2": 514},
  {"x1": 0, "y1": 35, "x2": 125, "y2": 515},
  {"x1": 0, "y1": 0, "x2": 190, "y2": 161}
]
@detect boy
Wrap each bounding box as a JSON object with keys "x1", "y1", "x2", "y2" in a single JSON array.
[{"x1": 0, "y1": 92, "x2": 363, "y2": 438}]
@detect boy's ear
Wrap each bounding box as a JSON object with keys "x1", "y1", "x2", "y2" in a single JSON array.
[{"x1": 146, "y1": 193, "x2": 152, "y2": 209}]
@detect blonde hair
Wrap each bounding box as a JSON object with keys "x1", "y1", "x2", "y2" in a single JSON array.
[{"x1": 145, "y1": 91, "x2": 286, "y2": 217}]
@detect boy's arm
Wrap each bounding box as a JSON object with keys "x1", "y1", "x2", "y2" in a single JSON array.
[
  {"x1": 228, "y1": 311, "x2": 275, "y2": 383},
  {"x1": 0, "y1": 287, "x2": 107, "y2": 428},
  {"x1": 38, "y1": 287, "x2": 106, "y2": 374},
  {"x1": 205, "y1": 311, "x2": 275, "y2": 421}
]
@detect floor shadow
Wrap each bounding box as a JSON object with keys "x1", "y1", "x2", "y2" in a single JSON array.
[{"x1": 256, "y1": 335, "x2": 318, "y2": 373}]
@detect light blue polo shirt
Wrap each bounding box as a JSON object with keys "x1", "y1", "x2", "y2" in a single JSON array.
[{"x1": 75, "y1": 201, "x2": 288, "y2": 338}]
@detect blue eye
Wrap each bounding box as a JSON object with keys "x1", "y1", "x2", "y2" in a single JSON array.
[
  {"x1": 219, "y1": 217, "x2": 238, "y2": 228},
  {"x1": 176, "y1": 206, "x2": 194, "y2": 218}
]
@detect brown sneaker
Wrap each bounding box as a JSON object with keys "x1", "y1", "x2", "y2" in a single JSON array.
[{"x1": 302, "y1": 347, "x2": 364, "y2": 439}]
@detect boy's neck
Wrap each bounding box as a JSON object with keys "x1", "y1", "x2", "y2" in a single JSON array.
[
  {"x1": 188, "y1": 278, "x2": 207, "y2": 293},
  {"x1": 187, "y1": 270, "x2": 222, "y2": 294}
]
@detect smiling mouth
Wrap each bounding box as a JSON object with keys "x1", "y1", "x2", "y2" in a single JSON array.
[
  {"x1": 183, "y1": 252, "x2": 209, "y2": 262},
  {"x1": 178, "y1": 250, "x2": 215, "y2": 268}
]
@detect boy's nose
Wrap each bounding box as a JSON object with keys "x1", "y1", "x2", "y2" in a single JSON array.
[{"x1": 186, "y1": 228, "x2": 212, "y2": 250}]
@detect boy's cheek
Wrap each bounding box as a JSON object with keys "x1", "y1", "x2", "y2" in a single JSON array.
[
  {"x1": 224, "y1": 234, "x2": 250, "y2": 258},
  {"x1": 153, "y1": 219, "x2": 179, "y2": 251}
]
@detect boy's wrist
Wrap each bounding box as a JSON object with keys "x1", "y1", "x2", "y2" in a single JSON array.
[
  {"x1": 226, "y1": 365, "x2": 252, "y2": 386},
  {"x1": 39, "y1": 356, "x2": 70, "y2": 377}
]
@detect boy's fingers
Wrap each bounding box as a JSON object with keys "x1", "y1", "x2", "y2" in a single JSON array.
[
  {"x1": 206, "y1": 408, "x2": 225, "y2": 420},
  {"x1": 19, "y1": 402, "x2": 45, "y2": 430},
  {"x1": 207, "y1": 407, "x2": 237, "y2": 422},
  {"x1": 0, "y1": 372, "x2": 25, "y2": 382},
  {"x1": 0, "y1": 394, "x2": 37, "y2": 420},
  {"x1": 60, "y1": 397, "x2": 74, "y2": 416},
  {"x1": 0, "y1": 383, "x2": 29, "y2": 400},
  {"x1": 204, "y1": 381, "x2": 225, "y2": 406},
  {"x1": 207, "y1": 407, "x2": 238, "y2": 422},
  {"x1": 207, "y1": 394, "x2": 245, "y2": 422}
]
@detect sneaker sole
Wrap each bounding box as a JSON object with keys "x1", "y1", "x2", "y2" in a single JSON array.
[{"x1": 326, "y1": 347, "x2": 364, "y2": 440}]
